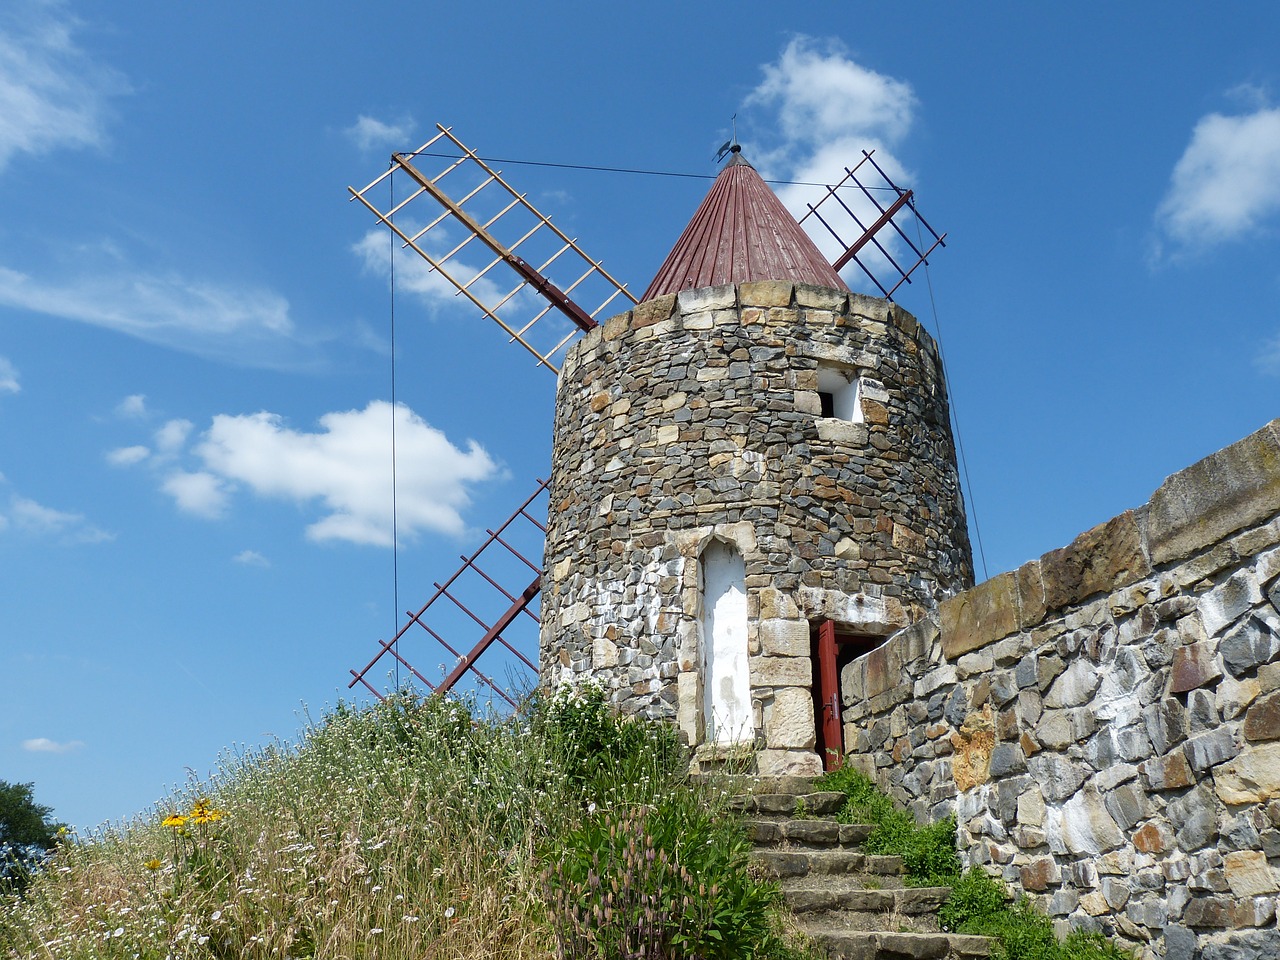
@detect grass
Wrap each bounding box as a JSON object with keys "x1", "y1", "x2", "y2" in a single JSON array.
[
  {"x1": 0, "y1": 685, "x2": 815, "y2": 960},
  {"x1": 813, "y1": 765, "x2": 961, "y2": 887}
]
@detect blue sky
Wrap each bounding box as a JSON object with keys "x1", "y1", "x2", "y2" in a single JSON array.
[{"x1": 2, "y1": 1, "x2": 1278, "y2": 831}]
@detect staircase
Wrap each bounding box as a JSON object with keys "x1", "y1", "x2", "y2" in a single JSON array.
[{"x1": 731, "y1": 777, "x2": 993, "y2": 960}]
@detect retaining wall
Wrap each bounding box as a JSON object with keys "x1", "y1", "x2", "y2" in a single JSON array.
[{"x1": 842, "y1": 419, "x2": 1280, "y2": 959}]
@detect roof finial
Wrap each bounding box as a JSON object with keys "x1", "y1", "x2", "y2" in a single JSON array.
[{"x1": 714, "y1": 114, "x2": 740, "y2": 164}]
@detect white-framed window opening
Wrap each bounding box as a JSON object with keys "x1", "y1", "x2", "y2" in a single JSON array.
[{"x1": 816, "y1": 366, "x2": 864, "y2": 423}]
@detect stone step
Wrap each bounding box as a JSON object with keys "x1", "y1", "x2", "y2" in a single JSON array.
[
  {"x1": 747, "y1": 817, "x2": 874, "y2": 848},
  {"x1": 730, "y1": 790, "x2": 847, "y2": 817},
  {"x1": 752, "y1": 848, "x2": 904, "y2": 879},
  {"x1": 708, "y1": 774, "x2": 818, "y2": 796},
  {"x1": 801, "y1": 927, "x2": 993, "y2": 960},
  {"x1": 781, "y1": 880, "x2": 951, "y2": 916}
]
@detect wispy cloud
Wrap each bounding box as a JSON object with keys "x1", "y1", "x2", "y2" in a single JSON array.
[
  {"x1": 0, "y1": 354, "x2": 17, "y2": 393},
  {"x1": 4, "y1": 494, "x2": 112, "y2": 543},
  {"x1": 233, "y1": 549, "x2": 270, "y2": 568},
  {"x1": 352, "y1": 227, "x2": 507, "y2": 314},
  {"x1": 742, "y1": 37, "x2": 919, "y2": 284},
  {"x1": 22, "y1": 737, "x2": 84, "y2": 754},
  {"x1": 1155, "y1": 101, "x2": 1280, "y2": 253},
  {"x1": 0, "y1": 262, "x2": 313, "y2": 369},
  {"x1": 0, "y1": 0, "x2": 128, "y2": 173},
  {"x1": 106, "y1": 444, "x2": 149, "y2": 466},
  {"x1": 345, "y1": 114, "x2": 413, "y2": 152},
  {"x1": 115, "y1": 393, "x2": 147, "y2": 418},
  {"x1": 1257, "y1": 335, "x2": 1280, "y2": 377}
]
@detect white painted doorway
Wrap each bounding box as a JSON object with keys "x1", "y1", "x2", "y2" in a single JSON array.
[{"x1": 700, "y1": 540, "x2": 752, "y2": 744}]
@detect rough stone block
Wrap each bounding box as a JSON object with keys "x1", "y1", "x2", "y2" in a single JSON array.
[
  {"x1": 1184, "y1": 727, "x2": 1241, "y2": 772},
  {"x1": 1040, "y1": 510, "x2": 1152, "y2": 611},
  {"x1": 1015, "y1": 560, "x2": 1048, "y2": 629},
  {"x1": 1170, "y1": 641, "x2": 1225, "y2": 693},
  {"x1": 632, "y1": 293, "x2": 676, "y2": 327},
  {"x1": 1148, "y1": 419, "x2": 1280, "y2": 565},
  {"x1": 756, "y1": 748, "x2": 822, "y2": 778},
  {"x1": 815, "y1": 418, "x2": 869, "y2": 445},
  {"x1": 1224, "y1": 850, "x2": 1280, "y2": 896},
  {"x1": 1020, "y1": 857, "x2": 1060, "y2": 891},
  {"x1": 1061, "y1": 784, "x2": 1125, "y2": 855},
  {"x1": 752, "y1": 656, "x2": 812, "y2": 687},
  {"x1": 676, "y1": 284, "x2": 736, "y2": 315},
  {"x1": 1139, "y1": 750, "x2": 1195, "y2": 791},
  {"x1": 1217, "y1": 741, "x2": 1280, "y2": 804},
  {"x1": 1245, "y1": 691, "x2": 1280, "y2": 742},
  {"x1": 795, "y1": 283, "x2": 848, "y2": 311},
  {"x1": 738, "y1": 280, "x2": 793, "y2": 307},
  {"x1": 759, "y1": 618, "x2": 811, "y2": 657},
  {"x1": 859, "y1": 643, "x2": 900, "y2": 702},
  {"x1": 939, "y1": 570, "x2": 1020, "y2": 660},
  {"x1": 766, "y1": 686, "x2": 817, "y2": 750},
  {"x1": 1221, "y1": 616, "x2": 1278, "y2": 677},
  {"x1": 1043, "y1": 659, "x2": 1103, "y2": 709}
]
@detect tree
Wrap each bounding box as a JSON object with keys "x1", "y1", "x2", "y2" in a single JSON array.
[{"x1": 0, "y1": 780, "x2": 63, "y2": 890}]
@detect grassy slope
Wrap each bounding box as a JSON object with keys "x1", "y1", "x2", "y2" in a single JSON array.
[{"x1": 0, "y1": 690, "x2": 809, "y2": 960}]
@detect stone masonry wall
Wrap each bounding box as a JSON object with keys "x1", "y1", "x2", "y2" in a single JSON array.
[
  {"x1": 541, "y1": 282, "x2": 972, "y2": 775},
  {"x1": 841, "y1": 418, "x2": 1280, "y2": 959}
]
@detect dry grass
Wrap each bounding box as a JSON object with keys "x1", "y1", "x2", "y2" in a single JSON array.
[{"x1": 0, "y1": 690, "x2": 813, "y2": 960}]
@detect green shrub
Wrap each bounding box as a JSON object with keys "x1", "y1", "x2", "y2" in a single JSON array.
[
  {"x1": 813, "y1": 767, "x2": 961, "y2": 886},
  {"x1": 546, "y1": 793, "x2": 789, "y2": 960},
  {"x1": 940, "y1": 867, "x2": 1135, "y2": 960}
]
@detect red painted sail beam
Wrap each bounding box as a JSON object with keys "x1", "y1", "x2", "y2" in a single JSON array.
[
  {"x1": 437, "y1": 575, "x2": 542, "y2": 695},
  {"x1": 391, "y1": 153, "x2": 597, "y2": 333}
]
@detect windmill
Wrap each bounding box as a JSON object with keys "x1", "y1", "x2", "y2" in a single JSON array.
[{"x1": 345, "y1": 125, "x2": 951, "y2": 723}]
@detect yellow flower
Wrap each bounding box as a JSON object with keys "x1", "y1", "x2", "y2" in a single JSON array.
[
  {"x1": 190, "y1": 799, "x2": 224, "y2": 825},
  {"x1": 144, "y1": 858, "x2": 163, "y2": 871},
  {"x1": 162, "y1": 814, "x2": 188, "y2": 828}
]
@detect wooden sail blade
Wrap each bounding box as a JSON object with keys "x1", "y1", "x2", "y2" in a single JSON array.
[{"x1": 348, "y1": 124, "x2": 638, "y2": 372}]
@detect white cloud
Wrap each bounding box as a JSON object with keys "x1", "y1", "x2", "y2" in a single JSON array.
[
  {"x1": 22, "y1": 737, "x2": 84, "y2": 754},
  {"x1": 155, "y1": 418, "x2": 193, "y2": 455},
  {"x1": 352, "y1": 227, "x2": 507, "y2": 314},
  {"x1": 233, "y1": 549, "x2": 270, "y2": 567},
  {"x1": 106, "y1": 444, "x2": 149, "y2": 467},
  {"x1": 115, "y1": 394, "x2": 147, "y2": 418},
  {"x1": 7, "y1": 494, "x2": 112, "y2": 543},
  {"x1": 746, "y1": 36, "x2": 915, "y2": 156},
  {"x1": 0, "y1": 354, "x2": 17, "y2": 393},
  {"x1": 0, "y1": 262, "x2": 303, "y2": 368},
  {"x1": 345, "y1": 114, "x2": 413, "y2": 152},
  {"x1": 161, "y1": 470, "x2": 231, "y2": 519},
  {"x1": 1156, "y1": 104, "x2": 1280, "y2": 250},
  {"x1": 193, "y1": 401, "x2": 497, "y2": 546},
  {"x1": 742, "y1": 37, "x2": 920, "y2": 286},
  {"x1": 1258, "y1": 335, "x2": 1280, "y2": 376},
  {"x1": 0, "y1": 1, "x2": 127, "y2": 173}
]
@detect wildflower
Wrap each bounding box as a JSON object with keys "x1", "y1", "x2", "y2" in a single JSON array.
[
  {"x1": 444, "y1": 906, "x2": 456, "y2": 919},
  {"x1": 144, "y1": 859, "x2": 163, "y2": 871},
  {"x1": 190, "y1": 799, "x2": 224, "y2": 824},
  {"x1": 161, "y1": 814, "x2": 188, "y2": 828}
]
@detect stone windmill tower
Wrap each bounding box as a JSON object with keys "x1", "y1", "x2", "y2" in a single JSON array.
[
  {"x1": 347, "y1": 129, "x2": 972, "y2": 777},
  {"x1": 539, "y1": 148, "x2": 974, "y2": 776}
]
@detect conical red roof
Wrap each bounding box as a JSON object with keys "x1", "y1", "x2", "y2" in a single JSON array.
[{"x1": 642, "y1": 150, "x2": 848, "y2": 300}]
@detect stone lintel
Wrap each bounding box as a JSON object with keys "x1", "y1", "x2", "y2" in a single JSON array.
[{"x1": 1148, "y1": 419, "x2": 1280, "y2": 566}]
